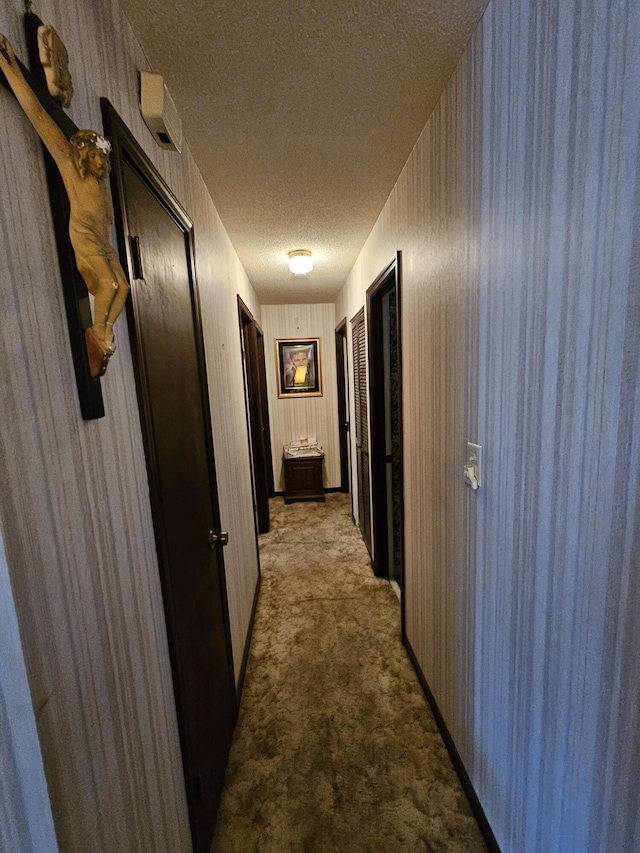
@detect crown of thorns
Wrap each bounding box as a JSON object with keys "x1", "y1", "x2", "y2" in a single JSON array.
[{"x1": 70, "y1": 131, "x2": 112, "y2": 153}]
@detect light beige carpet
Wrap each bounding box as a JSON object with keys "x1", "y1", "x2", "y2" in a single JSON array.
[{"x1": 211, "y1": 494, "x2": 487, "y2": 853}]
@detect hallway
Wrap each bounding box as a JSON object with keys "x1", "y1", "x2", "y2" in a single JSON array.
[
  {"x1": 211, "y1": 495, "x2": 487, "y2": 852},
  {"x1": 2, "y1": 1, "x2": 639, "y2": 851}
]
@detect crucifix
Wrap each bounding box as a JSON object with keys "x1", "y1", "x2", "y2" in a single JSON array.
[{"x1": 1, "y1": 19, "x2": 130, "y2": 416}]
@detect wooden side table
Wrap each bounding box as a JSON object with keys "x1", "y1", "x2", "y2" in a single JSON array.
[{"x1": 283, "y1": 454, "x2": 325, "y2": 503}]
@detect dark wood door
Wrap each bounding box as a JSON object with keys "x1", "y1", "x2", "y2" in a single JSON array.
[
  {"x1": 256, "y1": 326, "x2": 275, "y2": 498},
  {"x1": 367, "y1": 255, "x2": 404, "y2": 587},
  {"x1": 119, "y1": 155, "x2": 236, "y2": 853},
  {"x1": 335, "y1": 319, "x2": 351, "y2": 494},
  {"x1": 237, "y1": 297, "x2": 270, "y2": 533},
  {"x1": 352, "y1": 308, "x2": 372, "y2": 555}
]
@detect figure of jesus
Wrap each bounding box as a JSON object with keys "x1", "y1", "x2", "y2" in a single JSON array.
[
  {"x1": 284, "y1": 346, "x2": 315, "y2": 388},
  {"x1": 0, "y1": 33, "x2": 129, "y2": 377}
]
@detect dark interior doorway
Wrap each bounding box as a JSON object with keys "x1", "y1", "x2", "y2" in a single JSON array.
[
  {"x1": 335, "y1": 318, "x2": 351, "y2": 495},
  {"x1": 351, "y1": 307, "x2": 372, "y2": 556},
  {"x1": 238, "y1": 296, "x2": 273, "y2": 534},
  {"x1": 367, "y1": 253, "x2": 404, "y2": 590},
  {"x1": 103, "y1": 101, "x2": 237, "y2": 853},
  {"x1": 256, "y1": 324, "x2": 275, "y2": 498}
]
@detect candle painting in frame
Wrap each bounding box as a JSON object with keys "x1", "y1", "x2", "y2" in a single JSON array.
[{"x1": 276, "y1": 338, "x2": 322, "y2": 398}]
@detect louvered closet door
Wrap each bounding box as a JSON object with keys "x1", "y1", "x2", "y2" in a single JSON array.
[{"x1": 352, "y1": 308, "x2": 372, "y2": 554}]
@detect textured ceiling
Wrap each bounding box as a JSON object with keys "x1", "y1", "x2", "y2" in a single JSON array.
[{"x1": 118, "y1": 0, "x2": 489, "y2": 304}]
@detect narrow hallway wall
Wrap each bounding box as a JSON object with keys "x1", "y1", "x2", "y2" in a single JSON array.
[
  {"x1": 0, "y1": 0, "x2": 260, "y2": 849},
  {"x1": 261, "y1": 304, "x2": 341, "y2": 491},
  {"x1": 335, "y1": 0, "x2": 640, "y2": 851},
  {"x1": 0, "y1": 527, "x2": 58, "y2": 853}
]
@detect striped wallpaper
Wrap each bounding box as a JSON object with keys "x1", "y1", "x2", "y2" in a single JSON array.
[
  {"x1": 2, "y1": 0, "x2": 639, "y2": 850},
  {"x1": 336, "y1": 0, "x2": 640, "y2": 850},
  {"x1": 0, "y1": 529, "x2": 58, "y2": 852},
  {"x1": 0, "y1": 0, "x2": 260, "y2": 849}
]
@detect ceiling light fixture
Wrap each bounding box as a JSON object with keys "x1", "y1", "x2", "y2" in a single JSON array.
[{"x1": 288, "y1": 249, "x2": 313, "y2": 275}]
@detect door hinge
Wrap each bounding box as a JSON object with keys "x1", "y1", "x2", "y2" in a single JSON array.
[{"x1": 129, "y1": 235, "x2": 144, "y2": 280}]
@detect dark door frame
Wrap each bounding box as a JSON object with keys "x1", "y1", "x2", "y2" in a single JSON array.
[
  {"x1": 255, "y1": 323, "x2": 275, "y2": 498},
  {"x1": 237, "y1": 296, "x2": 272, "y2": 533},
  {"x1": 102, "y1": 99, "x2": 237, "y2": 850},
  {"x1": 366, "y1": 252, "x2": 404, "y2": 591},
  {"x1": 335, "y1": 318, "x2": 351, "y2": 494}
]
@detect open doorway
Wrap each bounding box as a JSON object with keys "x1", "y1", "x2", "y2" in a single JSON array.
[
  {"x1": 256, "y1": 325, "x2": 275, "y2": 498},
  {"x1": 238, "y1": 296, "x2": 273, "y2": 534},
  {"x1": 367, "y1": 254, "x2": 404, "y2": 594}
]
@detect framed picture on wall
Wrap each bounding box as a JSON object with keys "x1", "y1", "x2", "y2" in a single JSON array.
[{"x1": 276, "y1": 338, "x2": 323, "y2": 398}]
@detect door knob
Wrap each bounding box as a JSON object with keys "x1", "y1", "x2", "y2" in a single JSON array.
[{"x1": 209, "y1": 530, "x2": 229, "y2": 548}]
